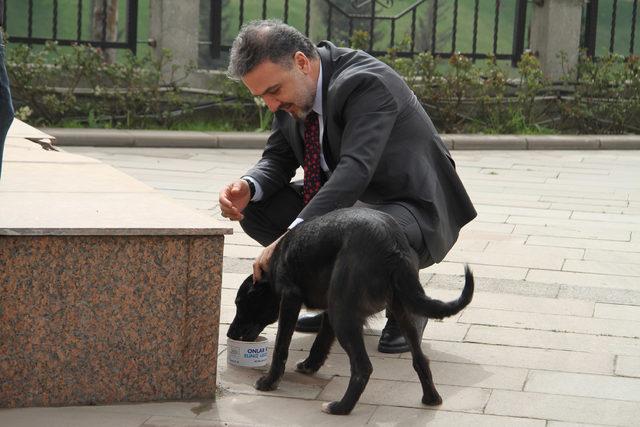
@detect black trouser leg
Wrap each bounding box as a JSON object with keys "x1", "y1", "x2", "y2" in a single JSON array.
[{"x1": 239, "y1": 183, "x2": 303, "y2": 246}]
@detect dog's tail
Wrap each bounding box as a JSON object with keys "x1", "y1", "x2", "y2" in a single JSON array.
[{"x1": 394, "y1": 263, "x2": 474, "y2": 319}]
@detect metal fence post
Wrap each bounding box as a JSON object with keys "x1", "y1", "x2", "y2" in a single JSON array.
[
  {"x1": 512, "y1": 0, "x2": 527, "y2": 66},
  {"x1": 584, "y1": 0, "x2": 598, "y2": 58},
  {"x1": 127, "y1": 0, "x2": 139, "y2": 55},
  {"x1": 210, "y1": 0, "x2": 222, "y2": 59}
]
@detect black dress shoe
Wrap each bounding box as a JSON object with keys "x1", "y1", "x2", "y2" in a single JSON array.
[
  {"x1": 295, "y1": 312, "x2": 323, "y2": 333},
  {"x1": 378, "y1": 315, "x2": 428, "y2": 354}
]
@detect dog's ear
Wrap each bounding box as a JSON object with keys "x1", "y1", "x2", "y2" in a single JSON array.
[{"x1": 248, "y1": 276, "x2": 270, "y2": 295}]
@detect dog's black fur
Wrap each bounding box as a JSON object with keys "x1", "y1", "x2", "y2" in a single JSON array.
[{"x1": 227, "y1": 208, "x2": 474, "y2": 415}]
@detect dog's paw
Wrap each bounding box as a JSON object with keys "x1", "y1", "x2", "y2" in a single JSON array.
[
  {"x1": 295, "y1": 359, "x2": 320, "y2": 374},
  {"x1": 321, "y1": 401, "x2": 351, "y2": 415},
  {"x1": 255, "y1": 375, "x2": 278, "y2": 391},
  {"x1": 422, "y1": 392, "x2": 443, "y2": 406}
]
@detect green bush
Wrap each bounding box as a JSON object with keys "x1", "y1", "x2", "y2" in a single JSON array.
[
  {"x1": 559, "y1": 52, "x2": 640, "y2": 134},
  {"x1": 7, "y1": 41, "x2": 196, "y2": 128}
]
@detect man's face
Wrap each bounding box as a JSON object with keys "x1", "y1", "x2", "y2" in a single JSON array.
[{"x1": 242, "y1": 52, "x2": 316, "y2": 120}]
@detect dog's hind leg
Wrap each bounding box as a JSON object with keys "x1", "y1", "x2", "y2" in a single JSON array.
[
  {"x1": 255, "y1": 293, "x2": 303, "y2": 392},
  {"x1": 392, "y1": 298, "x2": 443, "y2": 406},
  {"x1": 321, "y1": 316, "x2": 371, "y2": 415},
  {"x1": 296, "y1": 312, "x2": 335, "y2": 374}
]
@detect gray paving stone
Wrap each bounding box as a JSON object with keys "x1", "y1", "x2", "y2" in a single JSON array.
[
  {"x1": 594, "y1": 303, "x2": 640, "y2": 321},
  {"x1": 584, "y1": 249, "x2": 640, "y2": 264},
  {"x1": 550, "y1": 202, "x2": 624, "y2": 214},
  {"x1": 427, "y1": 274, "x2": 560, "y2": 298},
  {"x1": 322, "y1": 353, "x2": 528, "y2": 391},
  {"x1": 514, "y1": 224, "x2": 630, "y2": 241},
  {"x1": 459, "y1": 307, "x2": 640, "y2": 338},
  {"x1": 141, "y1": 417, "x2": 225, "y2": 427},
  {"x1": 0, "y1": 406, "x2": 149, "y2": 427},
  {"x1": 547, "y1": 422, "x2": 609, "y2": 427},
  {"x1": 528, "y1": 268, "x2": 640, "y2": 291},
  {"x1": 475, "y1": 204, "x2": 572, "y2": 218},
  {"x1": 223, "y1": 244, "x2": 262, "y2": 259},
  {"x1": 217, "y1": 353, "x2": 329, "y2": 400},
  {"x1": 485, "y1": 390, "x2": 640, "y2": 425},
  {"x1": 222, "y1": 272, "x2": 251, "y2": 290},
  {"x1": 319, "y1": 377, "x2": 491, "y2": 413},
  {"x1": 465, "y1": 325, "x2": 640, "y2": 356},
  {"x1": 558, "y1": 285, "x2": 640, "y2": 305},
  {"x1": 616, "y1": 356, "x2": 640, "y2": 378},
  {"x1": 525, "y1": 370, "x2": 640, "y2": 401},
  {"x1": 367, "y1": 406, "x2": 545, "y2": 426},
  {"x1": 429, "y1": 262, "x2": 529, "y2": 281},
  {"x1": 539, "y1": 195, "x2": 630, "y2": 207},
  {"x1": 223, "y1": 257, "x2": 254, "y2": 274},
  {"x1": 445, "y1": 247, "x2": 566, "y2": 270},
  {"x1": 408, "y1": 341, "x2": 614, "y2": 375},
  {"x1": 563, "y1": 259, "x2": 640, "y2": 277},
  {"x1": 194, "y1": 394, "x2": 377, "y2": 426},
  {"x1": 573, "y1": 211, "x2": 640, "y2": 224},
  {"x1": 430, "y1": 288, "x2": 593, "y2": 316}
]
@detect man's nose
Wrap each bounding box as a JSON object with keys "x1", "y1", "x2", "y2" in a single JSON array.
[{"x1": 262, "y1": 95, "x2": 280, "y2": 113}]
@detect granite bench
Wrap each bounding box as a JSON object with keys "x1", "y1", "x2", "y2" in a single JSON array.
[{"x1": 0, "y1": 121, "x2": 232, "y2": 408}]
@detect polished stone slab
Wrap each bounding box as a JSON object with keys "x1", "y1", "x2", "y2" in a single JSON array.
[{"x1": 0, "y1": 123, "x2": 231, "y2": 408}]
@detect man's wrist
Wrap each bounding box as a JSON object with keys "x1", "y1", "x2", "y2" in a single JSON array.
[{"x1": 242, "y1": 178, "x2": 256, "y2": 199}]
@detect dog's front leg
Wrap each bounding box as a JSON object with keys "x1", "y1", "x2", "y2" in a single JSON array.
[
  {"x1": 255, "y1": 293, "x2": 302, "y2": 391},
  {"x1": 296, "y1": 312, "x2": 335, "y2": 374}
]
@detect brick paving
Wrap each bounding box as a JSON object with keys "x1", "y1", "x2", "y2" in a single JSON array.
[{"x1": 2, "y1": 146, "x2": 639, "y2": 426}]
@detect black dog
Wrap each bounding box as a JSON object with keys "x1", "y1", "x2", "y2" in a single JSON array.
[{"x1": 228, "y1": 208, "x2": 474, "y2": 415}]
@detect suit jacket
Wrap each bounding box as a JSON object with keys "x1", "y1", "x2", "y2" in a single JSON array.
[{"x1": 245, "y1": 41, "x2": 476, "y2": 262}]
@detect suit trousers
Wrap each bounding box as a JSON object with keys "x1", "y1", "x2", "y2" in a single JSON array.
[{"x1": 240, "y1": 182, "x2": 434, "y2": 269}]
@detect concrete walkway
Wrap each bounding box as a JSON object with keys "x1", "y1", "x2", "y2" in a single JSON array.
[{"x1": 2, "y1": 145, "x2": 640, "y2": 426}]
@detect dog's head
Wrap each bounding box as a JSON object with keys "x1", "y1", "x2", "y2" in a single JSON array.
[{"x1": 227, "y1": 275, "x2": 280, "y2": 342}]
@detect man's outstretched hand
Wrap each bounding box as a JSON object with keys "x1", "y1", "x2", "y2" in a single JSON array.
[
  {"x1": 219, "y1": 179, "x2": 251, "y2": 221},
  {"x1": 253, "y1": 233, "x2": 285, "y2": 282}
]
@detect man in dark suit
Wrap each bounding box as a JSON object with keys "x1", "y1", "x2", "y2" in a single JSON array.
[{"x1": 219, "y1": 20, "x2": 476, "y2": 353}]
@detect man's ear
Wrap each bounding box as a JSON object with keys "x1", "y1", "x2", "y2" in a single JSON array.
[{"x1": 293, "y1": 51, "x2": 309, "y2": 73}]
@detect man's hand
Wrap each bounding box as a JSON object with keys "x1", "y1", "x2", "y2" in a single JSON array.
[
  {"x1": 219, "y1": 179, "x2": 251, "y2": 221},
  {"x1": 253, "y1": 233, "x2": 285, "y2": 282}
]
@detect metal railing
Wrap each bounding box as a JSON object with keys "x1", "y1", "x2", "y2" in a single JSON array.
[
  {"x1": 4, "y1": 0, "x2": 139, "y2": 54},
  {"x1": 583, "y1": 0, "x2": 639, "y2": 58},
  {"x1": 207, "y1": 0, "x2": 530, "y2": 66}
]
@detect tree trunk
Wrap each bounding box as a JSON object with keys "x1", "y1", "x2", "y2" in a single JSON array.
[{"x1": 91, "y1": 0, "x2": 119, "y2": 63}]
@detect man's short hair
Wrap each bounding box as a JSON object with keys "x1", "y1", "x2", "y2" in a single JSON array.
[{"x1": 227, "y1": 19, "x2": 319, "y2": 80}]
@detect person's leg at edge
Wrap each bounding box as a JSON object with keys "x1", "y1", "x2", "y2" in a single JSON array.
[{"x1": 0, "y1": 32, "x2": 15, "y2": 180}]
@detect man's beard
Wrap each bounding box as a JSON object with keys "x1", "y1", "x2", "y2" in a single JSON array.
[
  {"x1": 293, "y1": 104, "x2": 314, "y2": 120},
  {"x1": 292, "y1": 86, "x2": 316, "y2": 120}
]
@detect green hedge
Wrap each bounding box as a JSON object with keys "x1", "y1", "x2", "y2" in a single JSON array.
[{"x1": 6, "y1": 40, "x2": 640, "y2": 134}]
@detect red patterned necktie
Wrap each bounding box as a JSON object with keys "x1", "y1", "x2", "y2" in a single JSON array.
[{"x1": 302, "y1": 111, "x2": 322, "y2": 205}]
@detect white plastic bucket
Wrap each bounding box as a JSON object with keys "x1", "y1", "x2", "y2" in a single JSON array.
[{"x1": 227, "y1": 336, "x2": 269, "y2": 367}]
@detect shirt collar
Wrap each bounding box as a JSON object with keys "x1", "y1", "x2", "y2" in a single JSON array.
[{"x1": 312, "y1": 64, "x2": 323, "y2": 116}]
